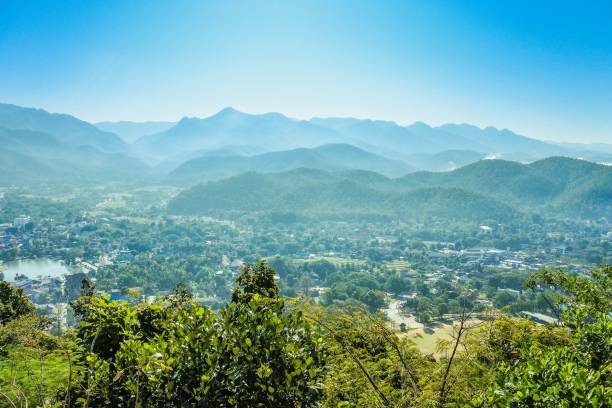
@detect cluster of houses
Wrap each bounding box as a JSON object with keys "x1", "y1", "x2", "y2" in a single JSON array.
[
  {"x1": 1, "y1": 216, "x2": 90, "y2": 251},
  {"x1": 428, "y1": 245, "x2": 592, "y2": 276}
]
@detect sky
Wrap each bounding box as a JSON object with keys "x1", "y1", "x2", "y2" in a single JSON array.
[{"x1": 0, "y1": 0, "x2": 611, "y2": 143}]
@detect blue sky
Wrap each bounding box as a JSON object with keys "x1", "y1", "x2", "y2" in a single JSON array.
[{"x1": 0, "y1": 0, "x2": 611, "y2": 143}]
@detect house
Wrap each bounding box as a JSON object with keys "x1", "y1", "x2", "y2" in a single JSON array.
[
  {"x1": 109, "y1": 289, "x2": 127, "y2": 301},
  {"x1": 13, "y1": 216, "x2": 31, "y2": 228}
]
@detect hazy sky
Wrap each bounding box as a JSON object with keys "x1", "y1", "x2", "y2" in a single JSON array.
[{"x1": 1, "y1": 0, "x2": 611, "y2": 143}]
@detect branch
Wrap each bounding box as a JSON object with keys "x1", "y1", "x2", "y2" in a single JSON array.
[
  {"x1": 438, "y1": 306, "x2": 469, "y2": 407},
  {"x1": 306, "y1": 315, "x2": 392, "y2": 407},
  {"x1": 365, "y1": 313, "x2": 420, "y2": 396}
]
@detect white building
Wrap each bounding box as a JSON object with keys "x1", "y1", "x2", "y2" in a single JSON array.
[{"x1": 13, "y1": 216, "x2": 31, "y2": 228}]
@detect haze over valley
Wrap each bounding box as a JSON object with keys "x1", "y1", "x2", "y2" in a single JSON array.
[{"x1": 2, "y1": 102, "x2": 611, "y2": 186}]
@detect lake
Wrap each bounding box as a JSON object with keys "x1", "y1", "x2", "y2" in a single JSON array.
[{"x1": 1, "y1": 258, "x2": 70, "y2": 281}]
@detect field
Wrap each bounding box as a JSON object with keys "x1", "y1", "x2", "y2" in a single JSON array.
[
  {"x1": 405, "y1": 319, "x2": 484, "y2": 357},
  {"x1": 384, "y1": 259, "x2": 411, "y2": 271},
  {"x1": 408, "y1": 324, "x2": 456, "y2": 356},
  {"x1": 294, "y1": 256, "x2": 367, "y2": 266}
]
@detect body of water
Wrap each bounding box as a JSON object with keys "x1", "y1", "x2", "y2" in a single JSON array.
[{"x1": 1, "y1": 258, "x2": 70, "y2": 281}]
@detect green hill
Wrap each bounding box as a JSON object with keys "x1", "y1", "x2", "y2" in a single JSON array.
[
  {"x1": 167, "y1": 144, "x2": 413, "y2": 185},
  {"x1": 0, "y1": 127, "x2": 147, "y2": 185},
  {"x1": 168, "y1": 157, "x2": 611, "y2": 220},
  {"x1": 167, "y1": 168, "x2": 520, "y2": 222},
  {"x1": 397, "y1": 157, "x2": 611, "y2": 217}
]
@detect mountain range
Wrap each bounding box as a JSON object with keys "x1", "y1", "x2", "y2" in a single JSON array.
[
  {"x1": 167, "y1": 167, "x2": 521, "y2": 223},
  {"x1": 167, "y1": 143, "x2": 414, "y2": 185},
  {"x1": 95, "y1": 120, "x2": 176, "y2": 143},
  {"x1": 0, "y1": 104, "x2": 145, "y2": 184},
  {"x1": 0, "y1": 103, "x2": 128, "y2": 153},
  {"x1": 0, "y1": 103, "x2": 611, "y2": 207},
  {"x1": 168, "y1": 157, "x2": 612, "y2": 221},
  {"x1": 135, "y1": 107, "x2": 343, "y2": 161},
  {"x1": 0, "y1": 127, "x2": 146, "y2": 184},
  {"x1": 133, "y1": 107, "x2": 585, "y2": 164}
]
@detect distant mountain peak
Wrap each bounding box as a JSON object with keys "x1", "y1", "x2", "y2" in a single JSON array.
[
  {"x1": 208, "y1": 107, "x2": 291, "y2": 122},
  {"x1": 0, "y1": 102, "x2": 128, "y2": 153},
  {"x1": 215, "y1": 106, "x2": 242, "y2": 116},
  {"x1": 408, "y1": 121, "x2": 432, "y2": 130}
]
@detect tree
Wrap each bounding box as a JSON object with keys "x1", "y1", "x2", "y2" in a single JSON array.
[
  {"x1": 474, "y1": 266, "x2": 612, "y2": 406},
  {"x1": 231, "y1": 261, "x2": 278, "y2": 303},
  {"x1": 0, "y1": 280, "x2": 35, "y2": 324},
  {"x1": 70, "y1": 260, "x2": 327, "y2": 407},
  {"x1": 493, "y1": 291, "x2": 517, "y2": 309},
  {"x1": 385, "y1": 274, "x2": 408, "y2": 295}
]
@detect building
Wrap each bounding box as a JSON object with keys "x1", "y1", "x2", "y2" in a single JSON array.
[{"x1": 13, "y1": 216, "x2": 31, "y2": 228}]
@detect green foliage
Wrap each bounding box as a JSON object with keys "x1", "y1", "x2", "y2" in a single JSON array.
[
  {"x1": 0, "y1": 347, "x2": 72, "y2": 408},
  {"x1": 231, "y1": 261, "x2": 279, "y2": 303},
  {"x1": 479, "y1": 344, "x2": 611, "y2": 407},
  {"x1": 0, "y1": 280, "x2": 35, "y2": 324},
  {"x1": 2, "y1": 254, "x2": 611, "y2": 407},
  {"x1": 474, "y1": 266, "x2": 612, "y2": 406},
  {"x1": 70, "y1": 261, "x2": 326, "y2": 407},
  {"x1": 0, "y1": 315, "x2": 60, "y2": 352},
  {"x1": 73, "y1": 295, "x2": 139, "y2": 361}
]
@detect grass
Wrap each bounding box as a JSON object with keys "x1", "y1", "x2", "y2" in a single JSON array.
[
  {"x1": 299, "y1": 256, "x2": 366, "y2": 266},
  {"x1": 95, "y1": 193, "x2": 131, "y2": 209},
  {"x1": 384, "y1": 259, "x2": 411, "y2": 271},
  {"x1": 0, "y1": 347, "x2": 71, "y2": 408},
  {"x1": 408, "y1": 324, "x2": 455, "y2": 356},
  {"x1": 406, "y1": 318, "x2": 485, "y2": 357}
]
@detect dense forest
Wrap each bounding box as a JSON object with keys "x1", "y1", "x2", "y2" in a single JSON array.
[
  {"x1": 1, "y1": 262, "x2": 610, "y2": 407},
  {"x1": 168, "y1": 157, "x2": 612, "y2": 221}
]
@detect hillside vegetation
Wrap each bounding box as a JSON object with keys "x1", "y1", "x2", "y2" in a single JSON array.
[
  {"x1": 1, "y1": 262, "x2": 610, "y2": 407},
  {"x1": 0, "y1": 127, "x2": 147, "y2": 184},
  {"x1": 167, "y1": 144, "x2": 414, "y2": 184},
  {"x1": 168, "y1": 157, "x2": 612, "y2": 220},
  {"x1": 167, "y1": 167, "x2": 520, "y2": 223}
]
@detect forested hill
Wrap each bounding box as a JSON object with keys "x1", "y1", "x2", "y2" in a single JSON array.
[
  {"x1": 167, "y1": 143, "x2": 414, "y2": 184},
  {"x1": 167, "y1": 157, "x2": 612, "y2": 220},
  {"x1": 0, "y1": 127, "x2": 147, "y2": 184},
  {"x1": 397, "y1": 157, "x2": 612, "y2": 217},
  {"x1": 167, "y1": 167, "x2": 521, "y2": 223}
]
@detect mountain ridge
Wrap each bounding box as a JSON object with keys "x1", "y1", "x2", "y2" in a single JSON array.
[
  {"x1": 168, "y1": 156, "x2": 612, "y2": 220},
  {"x1": 167, "y1": 143, "x2": 414, "y2": 185},
  {"x1": 0, "y1": 103, "x2": 128, "y2": 153},
  {"x1": 135, "y1": 107, "x2": 580, "y2": 163}
]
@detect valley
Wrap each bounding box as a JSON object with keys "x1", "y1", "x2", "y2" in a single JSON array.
[{"x1": 0, "y1": 102, "x2": 610, "y2": 407}]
